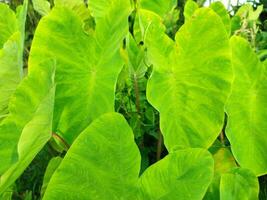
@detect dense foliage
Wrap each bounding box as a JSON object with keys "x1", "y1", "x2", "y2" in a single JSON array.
[{"x1": 0, "y1": 0, "x2": 267, "y2": 199}]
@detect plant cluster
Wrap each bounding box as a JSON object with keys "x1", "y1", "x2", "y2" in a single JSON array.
[{"x1": 0, "y1": 0, "x2": 267, "y2": 199}]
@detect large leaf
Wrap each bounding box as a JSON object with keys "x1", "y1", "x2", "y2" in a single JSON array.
[
  {"x1": 226, "y1": 36, "x2": 267, "y2": 176},
  {"x1": 146, "y1": 8, "x2": 232, "y2": 151},
  {"x1": 0, "y1": 60, "x2": 55, "y2": 194},
  {"x1": 220, "y1": 168, "x2": 259, "y2": 200},
  {"x1": 139, "y1": 148, "x2": 214, "y2": 200},
  {"x1": 43, "y1": 113, "x2": 214, "y2": 199},
  {"x1": 43, "y1": 113, "x2": 141, "y2": 199},
  {"x1": 29, "y1": 0, "x2": 131, "y2": 144},
  {"x1": 0, "y1": 0, "x2": 28, "y2": 118}
]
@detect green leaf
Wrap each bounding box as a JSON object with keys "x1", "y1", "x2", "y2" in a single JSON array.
[
  {"x1": 0, "y1": 60, "x2": 55, "y2": 194},
  {"x1": 140, "y1": 148, "x2": 214, "y2": 200},
  {"x1": 183, "y1": 0, "x2": 198, "y2": 22},
  {"x1": 32, "y1": 0, "x2": 50, "y2": 16},
  {"x1": 146, "y1": 8, "x2": 232, "y2": 151},
  {"x1": 210, "y1": 2, "x2": 231, "y2": 36},
  {"x1": 0, "y1": 33, "x2": 22, "y2": 117},
  {"x1": 226, "y1": 36, "x2": 267, "y2": 176},
  {"x1": 0, "y1": 1, "x2": 27, "y2": 118},
  {"x1": 220, "y1": 168, "x2": 259, "y2": 200},
  {"x1": 140, "y1": 0, "x2": 177, "y2": 18},
  {"x1": 29, "y1": 0, "x2": 131, "y2": 144},
  {"x1": 43, "y1": 113, "x2": 214, "y2": 199},
  {"x1": 41, "y1": 157, "x2": 62, "y2": 196},
  {"x1": 43, "y1": 113, "x2": 141, "y2": 199},
  {"x1": 0, "y1": 3, "x2": 17, "y2": 48},
  {"x1": 204, "y1": 141, "x2": 237, "y2": 199}
]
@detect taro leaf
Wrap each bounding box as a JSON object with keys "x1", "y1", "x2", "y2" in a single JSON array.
[
  {"x1": 210, "y1": 2, "x2": 230, "y2": 36},
  {"x1": 146, "y1": 8, "x2": 232, "y2": 151},
  {"x1": 183, "y1": 0, "x2": 198, "y2": 22},
  {"x1": 139, "y1": 148, "x2": 214, "y2": 200},
  {"x1": 41, "y1": 156, "x2": 62, "y2": 197},
  {"x1": 204, "y1": 141, "x2": 237, "y2": 199},
  {"x1": 43, "y1": 113, "x2": 214, "y2": 200},
  {"x1": 32, "y1": 0, "x2": 50, "y2": 16},
  {"x1": 29, "y1": 0, "x2": 131, "y2": 144},
  {"x1": 0, "y1": 60, "x2": 55, "y2": 194},
  {"x1": 43, "y1": 113, "x2": 141, "y2": 200},
  {"x1": 139, "y1": 0, "x2": 177, "y2": 18},
  {"x1": 0, "y1": 1, "x2": 28, "y2": 118},
  {"x1": 134, "y1": 9, "x2": 164, "y2": 44},
  {"x1": 226, "y1": 36, "x2": 267, "y2": 176},
  {"x1": 0, "y1": 3, "x2": 17, "y2": 48},
  {"x1": 0, "y1": 33, "x2": 21, "y2": 118},
  {"x1": 220, "y1": 168, "x2": 259, "y2": 200}
]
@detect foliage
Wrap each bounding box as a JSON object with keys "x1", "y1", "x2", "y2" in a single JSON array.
[{"x1": 0, "y1": 0, "x2": 266, "y2": 199}]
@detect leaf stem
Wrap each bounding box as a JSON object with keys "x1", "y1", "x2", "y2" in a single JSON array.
[
  {"x1": 52, "y1": 132, "x2": 70, "y2": 150},
  {"x1": 156, "y1": 130, "x2": 163, "y2": 161}
]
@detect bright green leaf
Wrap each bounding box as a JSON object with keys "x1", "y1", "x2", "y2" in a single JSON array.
[
  {"x1": 0, "y1": 60, "x2": 55, "y2": 194},
  {"x1": 43, "y1": 113, "x2": 141, "y2": 199},
  {"x1": 32, "y1": 0, "x2": 51, "y2": 16},
  {"x1": 146, "y1": 8, "x2": 233, "y2": 151},
  {"x1": 183, "y1": 0, "x2": 198, "y2": 22},
  {"x1": 140, "y1": 0, "x2": 177, "y2": 18},
  {"x1": 226, "y1": 36, "x2": 267, "y2": 176},
  {"x1": 43, "y1": 113, "x2": 214, "y2": 199},
  {"x1": 0, "y1": 1, "x2": 27, "y2": 118},
  {"x1": 41, "y1": 157, "x2": 62, "y2": 196},
  {"x1": 220, "y1": 168, "x2": 259, "y2": 200},
  {"x1": 140, "y1": 148, "x2": 214, "y2": 200},
  {"x1": 210, "y1": 2, "x2": 231, "y2": 36},
  {"x1": 29, "y1": 0, "x2": 131, "y2": 144}
]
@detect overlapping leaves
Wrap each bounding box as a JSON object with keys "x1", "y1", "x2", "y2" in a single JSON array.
[{"x1": 43, "y1": 113, "x2": 214, "y2": 200}]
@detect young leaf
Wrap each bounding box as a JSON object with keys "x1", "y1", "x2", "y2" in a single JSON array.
[
  {"x1": 220, "y1": 168, "x2": 259, "y2": 200},
  {"x1": 183, "y1": 0, "x2": 198, "y2": 22},
  {"x1": 32, "y1": 0, "x2": 51, "y2": 16},
  {"x1": 226, "y1": 36, "x2": 267, "y2": 176},
  {"x1": 0, "y1": 60, "x2": 55, "y2": 194},
  {"x1": 204, "y1": 141, "x2": 237, "y2": 199},
  {"x1": 43, "y1": 113, "x2": 214, "y2": 199},
  {"x1": 139, "y1": 148, "x2": 214, "y2": 200},
  {"x1": 139, "y1": 0, "x2": 177, "y2": 18},
  {"x1": 146, "y1": 8, "x2": 233, "y2": 151},
  {"x1": 29, "y1": 0, "x2": 131, "y2": 144}
]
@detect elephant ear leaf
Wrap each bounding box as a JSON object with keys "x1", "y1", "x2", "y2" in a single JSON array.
[
  {"x1": 220, "y1": 168, "x2": 259, "y2": 200},
  {"x1": 29, "y1": 0, "x2": 131, "y2": 144},
  {"x1": 32, "y1": 0, "x2": 50, "y2": 16},
  {"x1": 139, "y1": 0, "x2": 177, "y2": 18},
  {"x1": 183, "y1": 0, "x2": 198, "y2": 22},
  {"x1": 210, "y1": 2, "x2": 231, "y2": 36},
  {"x1": 226, "y1": 36, "x2": 267, "y2": 176},
  {"x1": 139, "y1": 148, "x2": 214, "y2": 200},
  {"x1": 146, "y1": 8, "x2": 232, "y2": 151},
  {"x1": 0, "y1": 1, "x2": 28, "y2": 118},
  {"x1": 43, "y1": 113, "x2": 141, "y2": 200},
  {"x1": 0, "y1": 60, "x2": 55, "y2": 194}
]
